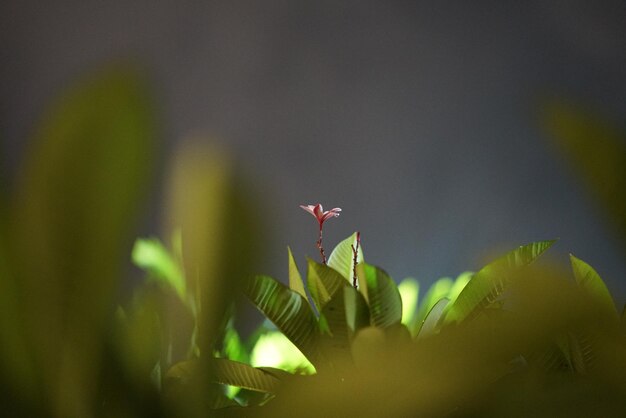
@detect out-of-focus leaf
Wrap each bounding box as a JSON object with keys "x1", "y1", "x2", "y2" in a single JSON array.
[
  {"x1": 162, "y1": 143, "x2": 261, "y2": 362},
  {"x1": 416, "y1": 298, "x2": 449, "y2": 339},
  {"x1": 287, "y1": 247, "x2": 307, "y2": 299},
  {"x1": 244, "y1": 275, "x2": 321, "y2": 365},
  {"x1": 221, "y1": 320, "x2": 249, "y2": 364},
  {"x1": 132, "y1": 237, "x2": 186, "y2": 302},
  {"x1": 250, "y1": 331, "x2": 315, "y2": 374},
  {"x1": 210, "y1": 358, "x2": 280, "y2": 393},
  {"x1": 307, "y1": 259, "x2": 347, "y2": 313},
  {"x1": 448, "y1": 272, "x2": 472, "y2": 305},
  {"x1": 570, "y1": 254, "x2": 617, "y2": 319},
  {"x1": 409, "y1": 277, "x2": 452, "y2": 336},
  {"x1": 10, "y1": 66, "x2": 156, "y2": 415},
  {"x1": 544, "y1": 102, "x2": 626, "y2": 247},
  {"x1": 445, "y1": 240, "x2": 556, "y2": 324},
  {"x1": 398, "y1": 278, "x2": 419, "y2": 326},
  {"x1": 327, "y1": 232, "x2": 364, "y2": 284},
  {"x1": 356, "y1": 263, "x2": 402, "y2": 329}
]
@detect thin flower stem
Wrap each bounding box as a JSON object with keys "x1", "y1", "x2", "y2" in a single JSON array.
[{"x1": 317, "y1": 226, "x2": 327, "y2": 264}]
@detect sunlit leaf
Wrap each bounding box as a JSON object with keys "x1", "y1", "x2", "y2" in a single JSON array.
[
  {"x1": 221, "y1": 320, "x2": 249, "y2": 365},
  {"x1": 398, "y1": 278, "x2": 419, "y2": 326},
  {"x1": 445, "y1": 240, "x2": 556, "y2": 324},
  {"x1": 570, "y1": 254, "x2": 617, "y2": 319},
  {"x1": 244, "y1": 275, "x2": 321, "y2": 365},
  {"x1": 448, "y1": 272, "x2": 472, "y2": 305},
  {"x1": 409, "y1": 277, "x2": 452, "y2": 336},
  {"x1": 307, "y1": 259, "x2": 347, "y2": 313},
  {"x1": 328, "y1": 232, "x2": 364, "y2": 284},
  {"x1": 132, "y1": 237, "x2": 186, "y2": 302},
  {"x1": 356, "y1": 263, "x2": 402, "y2": 328},
  {"x1": 250, "y1": 331, "x2": 315, "y2": 374},
  {"x1": 416, "y1": 298, "x2": 449, "y2": 339}
]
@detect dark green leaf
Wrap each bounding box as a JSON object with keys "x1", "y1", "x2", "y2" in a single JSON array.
[
  {"x1": 356, "y1": 263, "x2": 402, "y2": 328},
  {"x1": 244, "y1": 275, "x2": 321, "y2": 365},
  {"x1": 210, "y1": 358, "x2": 280, "y2": 393}
]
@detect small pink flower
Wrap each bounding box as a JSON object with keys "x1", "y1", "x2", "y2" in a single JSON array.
[{"x1": 300, "y1": 203, "x2": 342, "y2": 228}]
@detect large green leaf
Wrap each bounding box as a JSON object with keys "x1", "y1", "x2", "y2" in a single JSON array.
[
  {"x1": 327, "y1": 232, "x2": 364, "y2": 285},
  {"x1": 570, "y1": 254, "x2": 617, "y2": 319},
  {"x1": 307, "y1": 259, "x2": 348, "y2": 313},
  {"x1": 244, "y1": 275, "x2": 321, "y2": 365},
  {"x1": 356, "y1": 263, "x2": 402, "y2": 329},
  {"x1": 288, "y1": 247, "x2": 307, "y2": 299},
  {"x1": 344, "y1": 284, "x2": 371, "y2": 335},
  {"x1": 445, "y1": 240, "x2": 556, "y2": 324}
]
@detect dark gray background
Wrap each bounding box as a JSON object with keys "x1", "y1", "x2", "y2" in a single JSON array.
[{"x1": 2, "y1": 1, "x2": 626, "y2": 299}]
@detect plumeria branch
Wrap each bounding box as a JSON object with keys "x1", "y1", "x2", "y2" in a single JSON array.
[
  {"x1": 300, "y1": 203, "x2": 341, "y2": 264},
  {"x1": 351, "y1": 231, "x2": 361, "y2": 289}
]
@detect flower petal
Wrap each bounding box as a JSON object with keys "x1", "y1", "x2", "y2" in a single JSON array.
[{"x1": 299, "y1": 204, "x2": 316, "y2": 217}]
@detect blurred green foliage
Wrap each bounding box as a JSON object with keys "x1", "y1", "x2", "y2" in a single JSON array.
[{"x1": 2, "y1": 68, "x2": 626, "y2": 417}]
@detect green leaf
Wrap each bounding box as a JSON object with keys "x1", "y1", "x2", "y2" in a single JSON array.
[
  {"x1": 244, "y1": 275, "x2": 321, "y2": 365},
  {"x1": 221, "y1": 320, "x2": 250, "y2": 364},
  {"x1": 344, "y1": 285, "x2": 370, "y2": 335},
  {"x1": 356, "y1": 263, "x2": 402, "y2": 329},
  {"x1": 398, "y1": 278, "x2": 419, "y2": 326},
  {"x1": 210, "y1": 358, "x2": 281, "y2": 393},
  {"x1": 416, "y1": 298, "x2": 449, "y2": 339},
  {"x1": 570, "y1": 254, "x2": 617, "y2": 319},
  {"x1": 287, "y1": 246, "x2": 307, "y2": 299},
  {"x1": 448, "y1": 271, "x2": 473, "y2": 305},
  {"x1": 445, "y1": 240, "x2": 556, "y2": 324},
  {"x1": 319, "y1": 286, "x2": 353, "y2": 369},
  {"x1": 132, "y1": 237, "x2": 186, "y2": 302},
  {"x1": 307, "y1": 259, "x2": 348, "y2": 313},
  {"x1": 409, "y1": 277, "x2": 452, "y2": 336},
  {"x1": 328, "y1": 232, "x2": 364, "y2": 284}
]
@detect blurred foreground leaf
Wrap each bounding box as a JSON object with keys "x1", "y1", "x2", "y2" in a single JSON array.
[
  {"x1": 544, "y1": 102, "x2": 626, "y2": 248},
  {"x1": 8, "y1": 65, "x2": 156, "y2": 415}
]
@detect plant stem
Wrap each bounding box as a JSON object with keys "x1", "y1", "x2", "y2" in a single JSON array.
[
  {"x1": 351, "y1": 232, "x2": 361, "y2": 288},
  {"x1": 317, "y1": 226, "x2": 327, "y2": 264}
]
